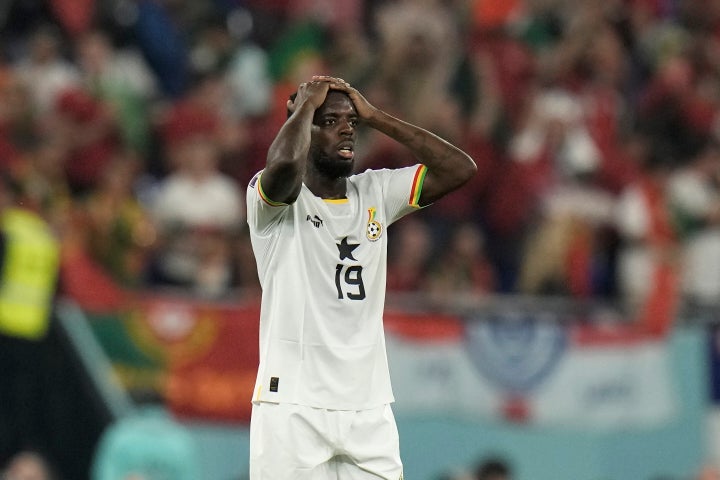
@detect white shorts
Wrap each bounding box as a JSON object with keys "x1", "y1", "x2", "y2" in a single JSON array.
[{"x1": 249, "y1": 402, "x2": 403, "y2": 480}]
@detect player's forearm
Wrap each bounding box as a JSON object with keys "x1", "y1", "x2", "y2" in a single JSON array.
[
  {"x1": 365, "y1": 108, "x2": 477, "y2": 202},
  {"x1": 366, "y1": 109, "x2": 471, "y2": 169},
  {"x1": 263, "y1": 103, "x2": 316, "y2": 203}
]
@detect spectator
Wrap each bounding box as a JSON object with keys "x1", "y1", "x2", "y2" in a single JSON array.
[
  {"x1": 14, "y1": 25, "x2": 79, "y2": 116},
  {"x1": 149, "y1": 102, "x2": 244, "y2": 298},
  {"x1": 668, "y1": 141, "x2": 720, "y2": 304},
  {"x1": 75, "y1": 29, "x2": 158, "y2": 156},
  {"x1": 516, "y1": 159, "x2": 615, "y2": 297},
  {"x1": 0, "y1": 66, "x2": 34, "y2": 173},
  {"x1": 0, "y1": 172, "x2": 61, "y2": 468},
  {"x1": 386, "y1": 217, "x2": 434, "y2": 294},
  {"x1": 426, "y1": 221, "x2": 496, "y2": 303},
  {"x1": 474, "y1": 456, "x2": 513, "y2": 480},
  {"x1": 508, "y1": 88, "x2": 601, "y2": 202},
  {"x1": 364, "y1": 0, "x2": 464, "y2": 141},
  {"x1": 614, "y1": 140, "x2": 682, "y2": 334},
  {"x1": 91, "y1": 409, "x2": 201, "y2": 480},
  {"x1": 14, "y1": 136, "x2": 72, "y2": 231},
  {"x1": 2, "y1": 450, "x2": 56, "y2": 480},
  {"x1": 634, "y1": 52, "x2": 710, "y2": 165},
  {"x1": 187, "y1": 13, "x2": 275, "y2": 188},
  {"x1": 435, "y1": 472, "x2": 474, "y2": 480},
  {"x1": 698, "y1": 464, "x2": 720, "y2": 480},
  {"x1": 189, "y1": 13, "x2": 273, "y2": 120},
  {"x1": 50, "y1": 86, "x2": 122, "y2": 195},
  {"x1": 132, "y1": 0, "x2": 190, "y2": 98},
  {"x1": 79, "y1": 153, "x2": 157, "y2": 287},
  {"x1": 322, "y1": 25, "x2": 373, "y2": 88}
]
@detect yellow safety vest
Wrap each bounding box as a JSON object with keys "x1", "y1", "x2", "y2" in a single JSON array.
[{"x1": 0, "y1": 208, "x2": 60, "y2": 340}]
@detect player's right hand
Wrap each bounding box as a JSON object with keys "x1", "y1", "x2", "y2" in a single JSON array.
[{"x1": 287, "y1": 80, "x2": 331, "y2": 114}]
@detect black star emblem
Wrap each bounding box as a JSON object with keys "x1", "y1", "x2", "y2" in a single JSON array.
[{"x1": 336, "y1": 236, "x2": 359, "y2": 261}]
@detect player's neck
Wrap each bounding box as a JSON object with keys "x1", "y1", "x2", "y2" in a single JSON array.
[{"x1": 304, "y1": 174, "x2": 348, "y2": 200}]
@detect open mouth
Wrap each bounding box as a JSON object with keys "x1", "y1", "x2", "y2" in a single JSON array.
[{"x1": 337, "y1": 145, "x2": 354, "y2": 159}]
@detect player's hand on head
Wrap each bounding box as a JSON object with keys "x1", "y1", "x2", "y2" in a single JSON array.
[
  {"x1": 313, "y1": 75, "x2": 350, "y2": 88},
  {"x1": 312, "y1": 75, "x2": 377, "y2": 120},
  {"x1": 288, "y1": 79, "x2": 331, "y2": 114}
]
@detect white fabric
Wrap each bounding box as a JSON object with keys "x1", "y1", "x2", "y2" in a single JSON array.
[
  {"x1": 152, "y1": 173, "x2": 244, "y2": 229},
  {"x1": 246, "y1": 165, "x2": 422, "y2": 410},
  {"x1": 614, "y1": 184, "x2": 653, "y2": 305},
  {"x1": 16, "y1": 60, "x2": 80, "y2": 114},
  {"x1": 249, "y1": 402, "x2": 402, "y2": 480},
  {"x1": 669, "y1": 170, "x2": 720, "y2": 301}
]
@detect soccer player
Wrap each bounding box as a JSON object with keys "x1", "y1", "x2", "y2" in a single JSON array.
[{"x1": 246, "y1": 75, "x2": 477, "y2": 479}]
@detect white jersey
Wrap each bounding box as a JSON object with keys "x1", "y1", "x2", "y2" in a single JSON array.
[{"x1": 246, "y1": 164, "x2": 427, "y2": 410}]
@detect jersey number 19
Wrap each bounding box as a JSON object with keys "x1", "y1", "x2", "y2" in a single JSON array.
[{"x1": 335, "y1": 264, "x2": 365, "y2": 300}]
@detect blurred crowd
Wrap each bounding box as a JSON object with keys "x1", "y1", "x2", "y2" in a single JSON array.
[
  {"x1": 437, "y1": 455, "x2": 514, "y2": 480},
  {"x1": 2, "y1": 0, "x2": 720, "y2": 315}
]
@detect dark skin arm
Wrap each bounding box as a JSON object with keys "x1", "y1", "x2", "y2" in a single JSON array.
[
  {"x1": 261, "y1": 77, "x2": 477, "y2": 205},
  {"x1": 314, "y1": 75, "x2": 477, "y2": 206},
  {"x1": 261, "y1": 80, "x2": 331, "y2": 204}
]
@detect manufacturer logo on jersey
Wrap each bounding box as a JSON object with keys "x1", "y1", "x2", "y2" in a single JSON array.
[
  {"x1": 306, "y1": 214, "x2": 324, "y2": 228},
  {"x1": 366, "y1": 207, "x2": 383, "y2": 241}
]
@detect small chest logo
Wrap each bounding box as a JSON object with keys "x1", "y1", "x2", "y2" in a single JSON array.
[
  {"x1": 306, "y1": 214, "x2": 324, "y2": 228},
  {"x1": 366, "y1": 207, "x2": 383, "y2": 241}
]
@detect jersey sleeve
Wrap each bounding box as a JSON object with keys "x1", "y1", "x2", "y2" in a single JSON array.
[
  {"x1": 246, "y1": 170, "x2": 289, "y2": 235},
  {"x1": 372, "y1": 164, "x2": 428, "y2": 226}
]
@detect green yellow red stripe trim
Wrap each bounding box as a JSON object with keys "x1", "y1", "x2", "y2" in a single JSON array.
[
  {"x1": 257, "y1": 173, "x2": 288, "y2": 206},
  {"x1": 408, "y1": 164, "x2": 427, "y2": 207}
]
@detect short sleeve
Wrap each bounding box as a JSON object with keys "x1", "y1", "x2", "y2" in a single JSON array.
[
  {"x1": 369, "y1": 164, "x2": 428, "y2": 226},
  {"x1": 246, "y1": 171, "x2": 288, "y2": 236}
]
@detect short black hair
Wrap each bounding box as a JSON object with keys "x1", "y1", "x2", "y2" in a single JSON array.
[{"x1": 475, "y1": 456, "x2": 512, "y2": 479}]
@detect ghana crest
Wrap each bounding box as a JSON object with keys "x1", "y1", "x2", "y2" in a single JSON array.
[{"x1": 366, "y1": 207, "x2": 383, "y2": 241}]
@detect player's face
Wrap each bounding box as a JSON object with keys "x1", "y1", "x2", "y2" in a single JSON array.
[{"x1": 310, "y1": 91, "x2": 358, "y2": 179}]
